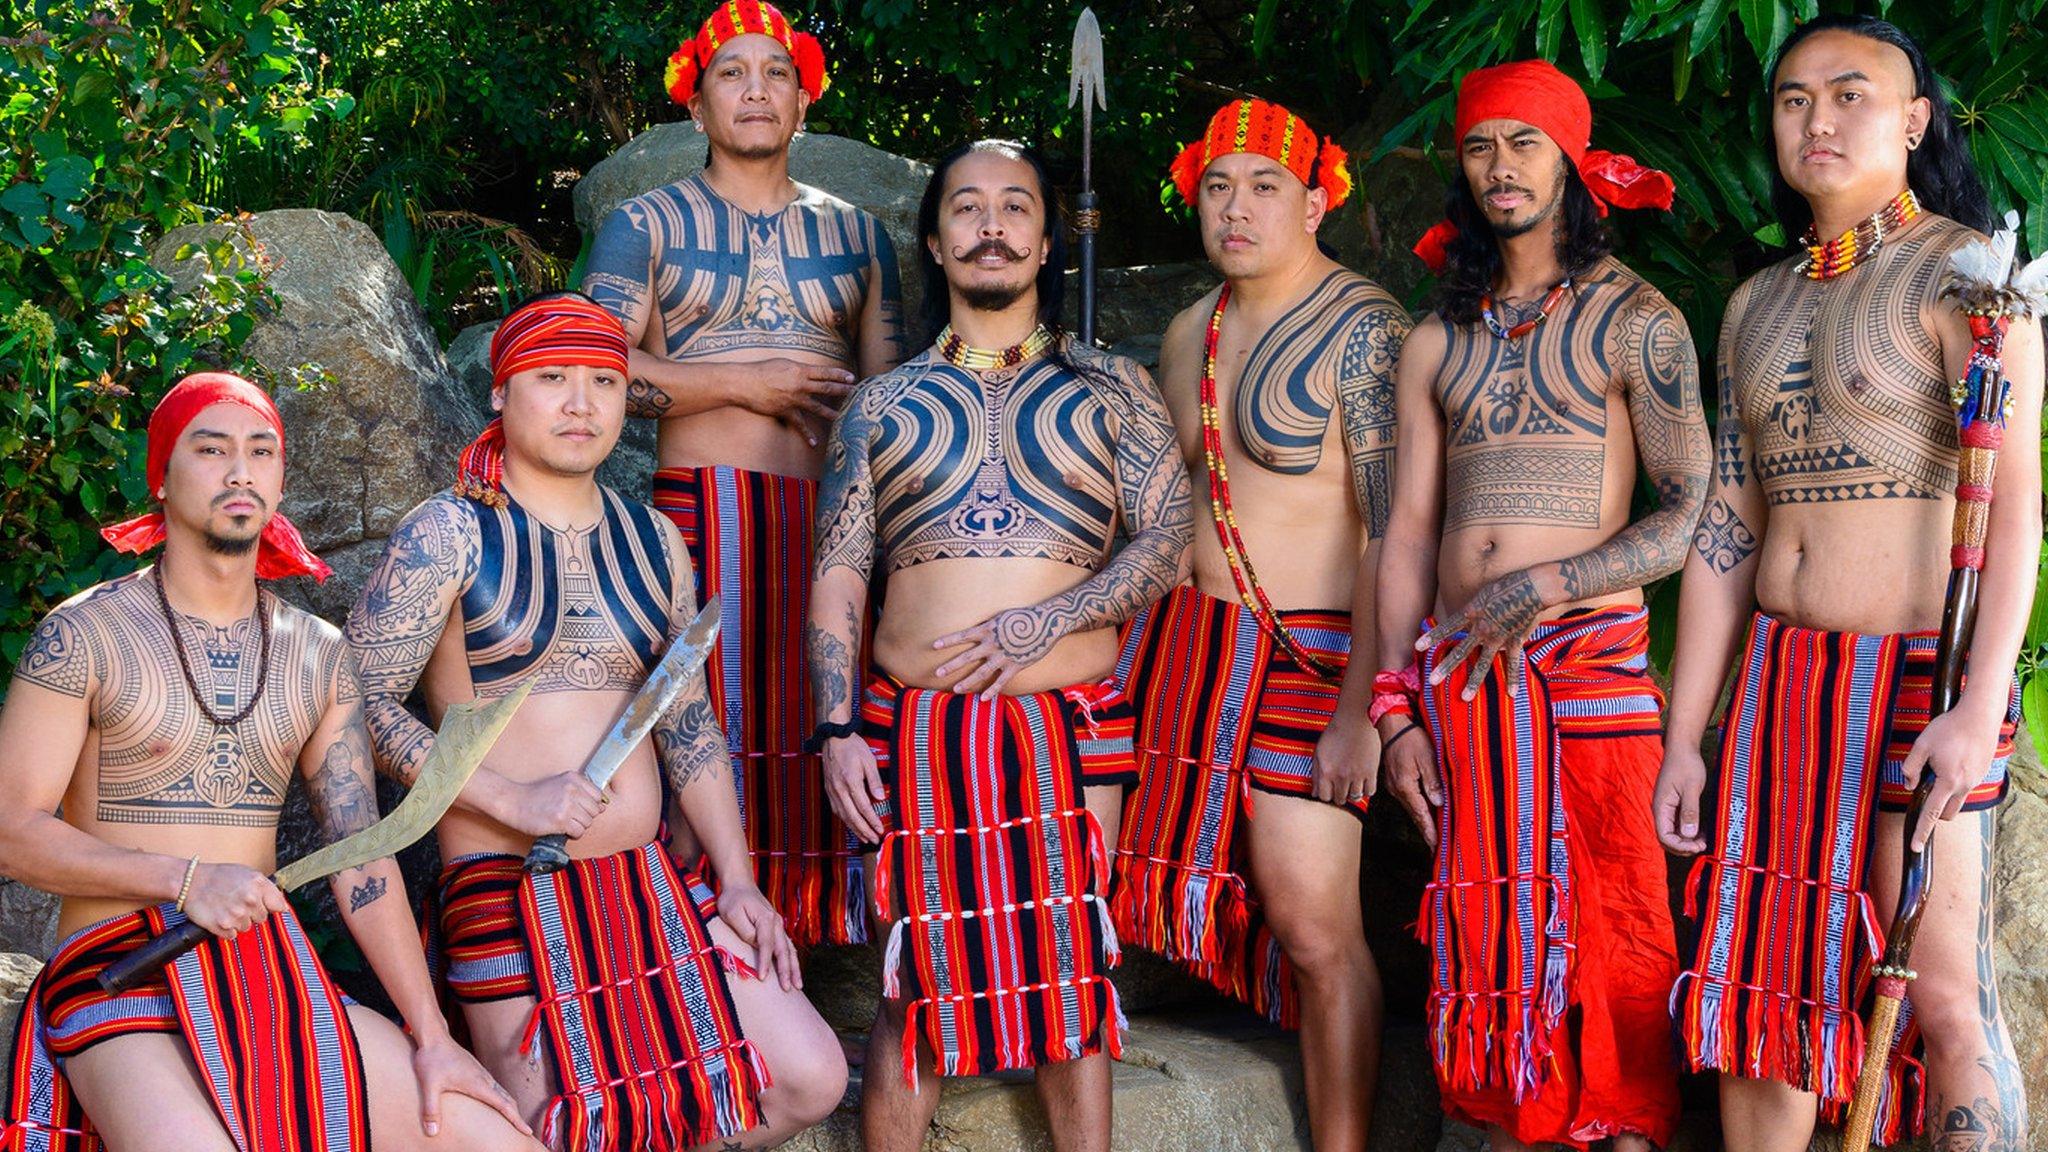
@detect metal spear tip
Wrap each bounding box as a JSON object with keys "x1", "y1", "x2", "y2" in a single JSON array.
[{"x1": 1069, "y1": 7, "x2": 1106, "y2": 111}]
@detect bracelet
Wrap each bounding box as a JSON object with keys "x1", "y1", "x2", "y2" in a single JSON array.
[
  {"x1": 1382, "y1": 721, "x2": 1423, "y2": 755},
  {"x1": 1367, "y1": 690, "x2": 1414, "y2": 725},
  {"x1": 803, "y1": 719, "x2": 861, "y2": 754},
  {"x1": 174, "y1": 856, "x2": 200, "y2": 913}
]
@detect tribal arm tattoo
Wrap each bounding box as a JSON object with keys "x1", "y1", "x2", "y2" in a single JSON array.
[
  {"x1": 1693, "y1": 321, "x2": 1766, "y2": 576},
  {"x1": 985, "y1": 358, "x2": 1194, "y2": 666},
  {"x1": 1550, "y1": 296, "x2": 1710, "y2": 602},
  {"x1": 1338, "y1": 300, "x2": 1409, "y2": 542},
  {"x1": 302, "y1": 644, "x2": 381, "y2": 847},
  {"x1": 343, "y1": 497, "x2": 478, "y2": 787},
  {"x1": 809, "y1": 389, "x2": 880, "y2": 724},
  {"x1": 654, "y1": 527, "x2": 755, "y2": 888},
  {"x1": 581, "y1": 204, "x2": 674, "y2": 421},
  {"x1": 857, "y1": 217, "x2": 908, "y2": 375}
]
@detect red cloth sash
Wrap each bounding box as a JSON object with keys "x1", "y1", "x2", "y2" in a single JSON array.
[
  {"x1": 2, "y1": 905, "x2": 366, "y2": 1152},
  {"x1": 652, "y1": 464, "x2": 868, "y2": 947},
  {"x1": 1420, "y1": 607, "x2": 1671, "y2": 1141},
  {"x1": 1109, "y1": 584, "x2": 1357, "y2": 1028},
  {"x1": 862, "y1": 675, "x2": 1126, "y2": 1088},
  {"x1": 1675, "y1": 612, "x2": 2019, "y2": 1145},
  {"x1": 435, "y1": 843, "x2": 765, "y2": 1151}
]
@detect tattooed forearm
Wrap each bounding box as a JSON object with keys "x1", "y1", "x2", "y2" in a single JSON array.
[
  {"x1": 347, "y1": 874, "x2": 388, "y2": 913},
  {"x1": 1692, "y1": 498, "x2": 1759, "y2": 574},
  {"x1": 654, "y1": 693, "x2": 727, "y2": 794},
  {"x1": 804, "y1": 600, "x2": 858, "y2": 724},
  {"x1": 345, "y1": 497, "x2": 476, "y2": 786},
  {"x1": 1556, "y1": 475, "x2": 1708, "y2": 599},
  {"x1": 628, "y1": 377, "x2": 674, "y2": 419}
]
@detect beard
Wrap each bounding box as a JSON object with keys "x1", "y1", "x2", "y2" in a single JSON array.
[
  {"x1": 1488, "y1": 165, "x2": 1569, "y2": 239},
  {"x1": 204, "y1": 526, "x2": 260, "y2": 556},
  {"x1": 958, "y1": 279, "x2": 1033, "y2": 314}
]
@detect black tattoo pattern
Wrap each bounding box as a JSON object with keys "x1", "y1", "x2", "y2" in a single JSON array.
[
  {"x1": 347, "y1": 875, "x2": 388, "y2": 913},
  {"x1": 628, "y1": 377, "x2": 674, "y2": 419},
  {"x1": 307, "y1": 697, "x2": 380, "y2": 844},
  {"x1": 655, "y1": 694, "x2": 725, "y2": 794},
  {"x1": 1692, "y1": 498, "x2": 1760, "y2": 574},
  {"x1": 14, "y1": 611, "x2": 92, "y2": 697},
  {"x1": 1334, "y1": 283, "x2": 1409, "y2": 541},
  {"x1": 347, "y1": 496, "x2": 479, "y2": 785},
  {"x1": 803, "y1": 601, "x2": 856, "y2": 724},
  {"x1": 1929, "y1": 810, "x2": 2029, "y2": 1152}
]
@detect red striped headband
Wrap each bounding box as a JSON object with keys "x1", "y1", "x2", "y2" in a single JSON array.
[
  {"x1": 459, "y1": 296, "x2": 631, "y2": 506},
  {"x1": 1168, "y1": 98, "x2": 1352, "y2": 210}
]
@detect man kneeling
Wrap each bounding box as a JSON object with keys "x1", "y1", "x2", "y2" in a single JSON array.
[{"x1": 0, "y1": 373, "x2": 533, "y2": 1152}]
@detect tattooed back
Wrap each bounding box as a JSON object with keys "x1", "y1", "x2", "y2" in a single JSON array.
[
  {"x1": 10, "y1": 572, "x2": 352, "y2": 936},
  {"x1": 1722, "y1": 213, "x2": 2036, "y2": 634},
  {"x1": 1157, "y1": 268, "x2": 1408, "y2": 611},
  {"x1": 1419, "y1": 256, "x2": 1702, "y2": 615}
]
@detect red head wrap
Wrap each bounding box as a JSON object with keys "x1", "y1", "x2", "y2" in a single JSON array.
[
  {"x1": 455, "y1": 295, "x2": 632, "y2": 508},
  {"x1": 1412, "y1": 59, "x2": 1676, "y2": 273},
  {"x1": 100, "y1": 372, "x2": 331, "y2": 582},
  {"x1": 664, "y1": 0, "x2": 829, "y2": 105},
  {"x1": 1169, "y1": 98, "x2": 1352, "y2": 211}
]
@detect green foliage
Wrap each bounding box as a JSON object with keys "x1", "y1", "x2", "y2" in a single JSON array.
[{"x1": 0, "y1": 1, "x2": 336, "y2": 683}]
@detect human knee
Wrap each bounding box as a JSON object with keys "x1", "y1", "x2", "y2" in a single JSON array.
[
  {"x1": 1266, "y1": 916, "x2": 1367, "y2": 979},
  {"x1": 768, "y1": 1037, "x2": 849, "y2": 1127}
]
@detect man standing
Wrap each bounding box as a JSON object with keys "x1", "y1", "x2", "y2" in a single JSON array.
[
  {"x1": 1111, "y1": 98, "x2": 1407, "y2": 1151},
  {"x1": 1658, "y1": 17, "x2": 2039, "y2": 1151},
  {"x1": 0, "y1": 373, "x2": 533, "y2": 1152},
  {"x1": 810, "y1": 140, "x2": 1191, "y2": 1152},
  {"x1": 581, "y1": 0, "x2": 904, "y2": 947},
  {"x1": 346, "y1": 294, "x2": 845, "y2": 1150},
  {"x1": 1378, "y1": 61, "x2": 1704, "y2": 1151}
]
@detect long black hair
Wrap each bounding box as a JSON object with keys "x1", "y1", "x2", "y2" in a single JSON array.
[
  {"x1": 1434, "y1": 164, "x2": 1612, "y2": 325},
  {"x1": 915, "y1": 139, "x2": 1069, "y2": 346},
  {"x1": 1766, "y1": 14, "x2": 1990, "y2": 240}
]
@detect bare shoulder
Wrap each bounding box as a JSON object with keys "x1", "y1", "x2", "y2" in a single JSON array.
[
  {"x1": 849, "y1": 350, "x2": 939, "y2": 411},
  {"x1": 11, "y1": 573, "x2": 145, "y2": 698},
  {"x1": 792, "y1": 182, "x2": 879, "y2": 228},
  {"x1": 1327, "y1": 267, "x2": 1406, "y2": 317},
  {"x1": 1398, "y1": 311, "x2": 1450, "y2": 376},
  {"x1": 1162, "y1": 287, "x2": 1221, "y2": 355},
  {"x1": 1065, "y1": 341, "x2": 1166, "y2": 426},
  {"x1": 272, "y1": 597, "x2": 352, "y2": 695}
]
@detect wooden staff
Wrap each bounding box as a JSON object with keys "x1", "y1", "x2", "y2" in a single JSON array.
[
  {"x1": 1068, "y1": 8, "x2": 1105, "y2": 345},
  {"x1": 1841, "y1": 219, "x2": 2041, "y2": 1151}
]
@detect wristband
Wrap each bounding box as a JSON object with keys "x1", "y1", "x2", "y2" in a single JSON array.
[
  {"x1": 803, "y1": 719, "x2": 860, "y2": 754},
  {"x1": 175, "y1": 856, "x2": 200, "y2": 913},
  {"x1": 1368, "y1": 664, "x2": 1422, "y2": 724},
  {"x1": 1382, "y1": 721, "x2": 1423, "y2": 755}
]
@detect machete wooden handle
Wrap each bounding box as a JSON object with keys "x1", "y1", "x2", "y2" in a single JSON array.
[
  {"x1": 98, "y1": 917, "x2": 211, "y2": 993},
  {"x1": 524, "y1": 833, "x2": 572, "y2": 873}
]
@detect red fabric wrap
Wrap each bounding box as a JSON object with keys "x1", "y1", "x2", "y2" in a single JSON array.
[
  {"x1": 1675, "y1": 613, "x2": 2020, "y2": 1145},
  {"x1": 1110, "y1": 585, "x2": 1361, "y2": 1030},
  {"x1": 98, "y1": 372, "x2": 330, "y2": 582},
  {"x1": 1420, "y1": 607, "x2": 1678, "y2": 1148},
  {"x1": 862, "y1": 674, "x2": 1126, "y2": 1088},
  {"x1": 1412, "y1": 59, "x2": 1674, "y2": 273},
  {"x1": 651, "y1": 465, "x2": 869, "y2": 946},
  {"x1": 436, "y1": 843, "x2": 765, "y2": 1151},
  {"x1": 2, "y1": 905, "x2": 367, "y2": 1152},
  {"x1": 1169, "y1": 98, "x2": 1352, "y2": 209},
  {"x1": 664, "y1": 0, "x2": 829, "y2": 104},
  {"x1": 456, "y1": 296, "x2": 632, "y2": 505}
]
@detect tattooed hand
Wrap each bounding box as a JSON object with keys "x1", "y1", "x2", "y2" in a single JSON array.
[
  {"x1": 930, "y1": 606, "x2": 1058, "y2": 698},
  {"x1": 1417, "y1": 569, "x2": 1544, "y2": 700}
]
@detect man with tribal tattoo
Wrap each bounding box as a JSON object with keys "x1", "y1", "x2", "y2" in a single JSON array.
[
  {"x1": 1112, "y1": 98, "x2": 1405, "y2": 1152},
  {"x1": 1658, "y1": 17, "x2": 2040, "y2": 1152},
  {"x1": 1380, "y1": 60, "x2": 1704, "y2": 1151},
  {"x1": 809, "y1": 140, "x2": 1192, "y2": 1152},
  {"x1": 580, "y1": 0, "x2": 904, "y2": 949},
  {"x1": 345, "y1": 293, "x2": 844, "y2": 1151},
  {"x1": 0, "y1": 373, "x2": 534, "y2": 1152}
]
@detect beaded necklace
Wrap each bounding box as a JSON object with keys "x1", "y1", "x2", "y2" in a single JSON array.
[
  {"x1": 936, "y1": 325, "x2": 1054, "y2": 370},
  {"x1": 1481, "y1": 278, "x2": 1572, "y2": 340},
  {"x1": 152, "y1": 563, "x2": 272, "y2": 730},
  {"x1": 1199, "y1": 285, "x2": 1342, "y2": 682},
  {"x1": 1799, "y1": 189, "x2": 1920, "y2": 281}
]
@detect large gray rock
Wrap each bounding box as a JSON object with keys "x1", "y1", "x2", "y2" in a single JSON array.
[
  {"x1": 0, "y1": 880, "x2": 57, "y2": 957},
  {"x1": 443, "y1": 322, "x2": 656, "y2": 493},
  {"x1": 153, "y1": 208, "x2": 462, "y2": 622},
  {"x1": 573, "y1": 128, "x2": 931, "y2": 330},
  {"x1": 0, "y1": 951, "x2": 39, "y2": 1054}
]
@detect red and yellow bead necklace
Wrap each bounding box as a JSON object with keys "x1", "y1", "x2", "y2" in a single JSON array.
[{"x1": 1799, "y1": 189, "x2": 1920, "y2": 281}]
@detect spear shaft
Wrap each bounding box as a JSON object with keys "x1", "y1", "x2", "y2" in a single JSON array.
[{"x1": 1069, "y1": 8, "x2": 1105, "y2": 345}]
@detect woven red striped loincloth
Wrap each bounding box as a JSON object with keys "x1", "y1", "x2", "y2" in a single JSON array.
[
  {"x1": 1421, "y1": 607, "x2": 1675, "y2": 1144},
  {"x1": 863, "y1": 674, "x2": 1128, "y2": 1088},
  {"x1": 1109, "y1": 584, "x2": 1357, "y2": 1027},
  {"x1": 1, "y1": 904, "x2": 366, "y2": 1152},
  {"x1": 653, "y1": 464, "x2": 866, "y2": 946},
  {"x1": 1674, "y1": 612, "x2": 2019, "y2": 1145},
  {"x1": 435, "y1": 842, "x2": 765, "y2": 1150}
]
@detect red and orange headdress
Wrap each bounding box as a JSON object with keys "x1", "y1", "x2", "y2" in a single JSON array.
[
  {"x1": 101, "y1": 372, "x2": 331, "y2": 582},
  {"x1": 454, "y1": 295, "x2": 631, "y2": 508},
  {"x1": 1169, "y1": 98, "x2": 1352, "y2": 210},
  {"x1": 665, "y1": 0, "x2": 829, "y2": 106},
  {"x1": 1412, "y1": 59, "x2": 1676, "y2": 273}
]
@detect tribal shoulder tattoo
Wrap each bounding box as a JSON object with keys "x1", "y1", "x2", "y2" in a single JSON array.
[
  {"x1": 1694, "y1": 279, "x2": 1764, "y2": 575},
  {"x1": 17, "y1": 574, "x2": 345, "y2": 829},
  {"x1": 583, "y1": 175, "x2": 906, "y2": 415}
]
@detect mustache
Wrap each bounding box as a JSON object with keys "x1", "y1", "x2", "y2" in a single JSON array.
[
  {"x1": 211, "y1": 491, "x2": 269, "y2": 514},
  {"x1": 1483, "y1": 184, "x2": 1537, "y2": 203},
  {"x1": 953, "y1": 239, "x2": 1031, "y2": 263}
]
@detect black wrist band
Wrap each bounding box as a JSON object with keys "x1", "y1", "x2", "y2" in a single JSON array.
[
  {"x1": 1383, "y1": 721, "x2": 1423, "y2": 753},
  {"x1": 803, "y1": 720, "x2": 860, "y2": 754}
]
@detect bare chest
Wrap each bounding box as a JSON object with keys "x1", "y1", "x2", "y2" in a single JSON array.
[
  {"x1": 1436, "y1": 318, "x2": 1618, "y2": 529},
  {"x1": 869, "y1": 360, "x2": 1120, "y2": 572}
]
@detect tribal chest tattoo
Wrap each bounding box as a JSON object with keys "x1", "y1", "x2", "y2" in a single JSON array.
[
  {"x1": 582, "y1": 175, "x2": 898, "y2": 366},
  {"x1": 15, "y1": 573, "x2": 334, "y2": 828},
  {"x1": 1727, "y1": 219, "x2": 1970, "y2": 507},
  {"x1": 856, "y1": 353, "x2": 1124, "y2": 572},
  {"x1": 1436, "y1": 261, "x2": 1687, "y2": 530},
  {"x1": 460, "y1": 488, "x2": 678, "y2": 693}
]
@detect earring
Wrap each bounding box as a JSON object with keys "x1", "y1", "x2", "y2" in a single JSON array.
[{"x1": 1908, "y1": 134, "x2": 1922, "y2": 149}]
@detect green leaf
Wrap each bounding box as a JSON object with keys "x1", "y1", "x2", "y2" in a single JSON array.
[
  {"x1": 1570, "y1": 0, "x2": 1608, "y2": 79},
  {"x1": 1977, "y1": 124, "x2": 2046, "y2": 200},
  {"x1": 1250, "y1": 0, "x2": 1283, "y2": 58},
  {"x1": 1689, "y1": 0, "x2": 1734, "y2": 59},
  {"x1": 1537, "y1": 0, "x2": 1566, "y2": 62},
  {"x1": 2025, "y1": 673, "x2": 2048, "y2": 765},
  {"x1": 1972, "y1": 33, "x2": 2048, "y2": 102},
  {"x1": 1986, "y1": 103, "x2": 2048, "y2": 152},
  {"x1": 39, "y1": 155, "x2": 93, "y2": 204},
  {"x1": 1736, "y1": 0, "x2": 1790, "y2": 65}
]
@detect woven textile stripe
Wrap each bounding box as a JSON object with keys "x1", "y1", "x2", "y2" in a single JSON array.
[
  {"x1": 863, "y1": 676, "x2": 1125, "y2": 1088},
  {"x1": 653, "y1": 464, "x2": 867, "y2": 947},
  {"x1": 1675, "y1": 612, "x2": 2017, "y2": 1144},
  {"x1": 436, "y1": 843, "x2": 764, "y2": 1150},
  {"x1": 1, "y1": 905, "x2": 366, "y2": 1152},
  {"x1": 1110, "y1": 584, "x2": 1357, "y2": 1027},
  {"x1": 1421, "y1": 607, "x2": 1663, "y2": 1105}
]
